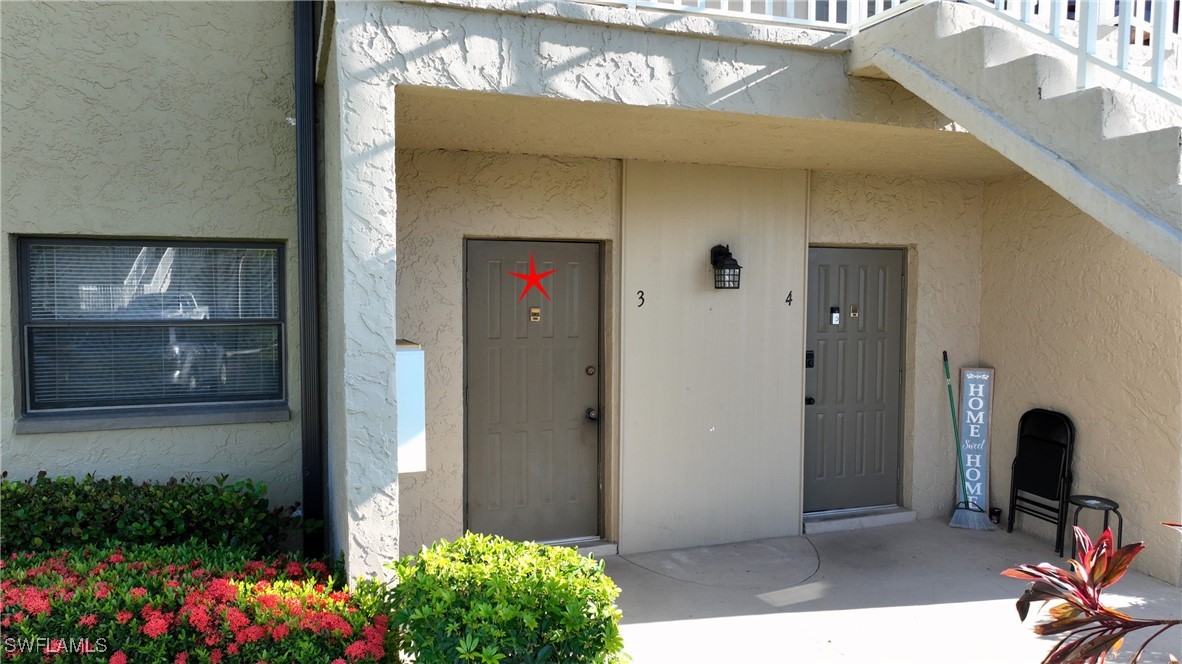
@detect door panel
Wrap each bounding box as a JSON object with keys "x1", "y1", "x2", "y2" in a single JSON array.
[
  {"x1": 804, "y1": 247, "x2": 904, "y2": 513},
  {"x1": 465, "y1": 240, "x2": 600, "y2": 541}
]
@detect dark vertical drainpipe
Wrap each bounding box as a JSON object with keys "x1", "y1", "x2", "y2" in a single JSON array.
[{"x1": 294, "y1": 0, "x2": 325, "y2": 557}]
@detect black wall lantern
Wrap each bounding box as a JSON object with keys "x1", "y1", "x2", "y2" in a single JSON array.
[{"x1": 710, "y1": 244, "x2": 742, "y2": 289}]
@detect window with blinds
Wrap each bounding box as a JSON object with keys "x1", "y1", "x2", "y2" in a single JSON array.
[{"x1": 18, "y1": 239, "x2": 285, "y2": 413}]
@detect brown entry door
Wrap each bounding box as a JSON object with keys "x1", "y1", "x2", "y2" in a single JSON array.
[
  {"x1": 465, "y1": 240, "x2": 601, "y2": 542},
  {"x1": 804, "y1": 247, "x2": 905, "y2": 513}
]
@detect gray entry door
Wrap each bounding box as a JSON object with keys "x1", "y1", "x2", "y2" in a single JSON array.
[
  {"x1": 465, "y1": 240, "x2": 601, "y2": 542},
  {"x1": 804, "y1": 247, "x2": 905, "y2": 513}
]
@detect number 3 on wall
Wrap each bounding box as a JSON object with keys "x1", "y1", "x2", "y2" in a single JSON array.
[{"x1": 637, "y1": 290, "x2": 645, "y2": 308}]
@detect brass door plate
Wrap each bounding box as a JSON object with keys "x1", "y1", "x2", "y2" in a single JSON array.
[{"x1": 530, "y1": 306, "x2": 541, "y2": 322}]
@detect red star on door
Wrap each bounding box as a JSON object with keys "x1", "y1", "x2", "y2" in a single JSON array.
[{"x1": 508, "y1": 252, "x2": 557, "y2": 301}]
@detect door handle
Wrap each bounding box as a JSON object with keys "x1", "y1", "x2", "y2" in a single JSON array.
[
  {"x1": 585, "y1": 407, "x2": 599, "y2": 421},
  {"x1": 805, "y1": 397, "x2": 816, "y2": 406}
]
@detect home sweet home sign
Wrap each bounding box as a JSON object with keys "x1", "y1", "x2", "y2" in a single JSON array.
[{"x1": 957, "y1": 368, "x2": 995, "y2": 511}]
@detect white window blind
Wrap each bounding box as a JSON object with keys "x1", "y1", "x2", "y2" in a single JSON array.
[{"x1": 19, "y1": 240, "x2": 284, "y2": 412}]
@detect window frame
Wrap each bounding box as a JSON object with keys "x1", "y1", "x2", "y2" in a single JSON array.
[{"x1": 15, "y1": 236, "x2": 289, "y2": 429}]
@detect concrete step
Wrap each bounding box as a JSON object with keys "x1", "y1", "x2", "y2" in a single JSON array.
[
  {"x1": 1038, "y1": 86, "x2": 1142, "y2": 139},
  {"x1": 850, "y1": 2, "x2": 1058, "y2": 76},
  {"x1": 576, "y1": 539, "x2": 619, "y2": 558},
  {"x1": 1033, "y1": 92, "x2": 1181, "y2": 229},
  {"x1": 1101, "y1": 126, "x2": 1182, "y2": 229},
  {"x1": 803, "y1": 507, "x2": 917, "y2": 534},
  {"x1": 937, "y1": 25, "x2": 1029, "y2": 76},
  {"x1": 938, "y1": 38, "x2": 1179, "y2": 226},
  {"x1": 850, "y1": 0, "x2": 1182, "y2": 273},
  {"x1": 940, "y1": 31, "x2": 1169, "y2": 137},
  {"x1": 848, "y1": 2, "x2": 949, "y2": 77},
  {"x1": 980, "y1": 54, "x2": 1074, "y2": 109}
]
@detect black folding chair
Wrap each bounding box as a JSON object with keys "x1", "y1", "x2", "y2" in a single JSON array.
[{"x1": 1007, "y1": 408, "x2": 1075, "y2": 555}]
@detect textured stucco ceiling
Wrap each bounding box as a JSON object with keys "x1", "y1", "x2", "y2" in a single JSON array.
[{"x1": 395, "y1": 86, "x2": 1023, "y2": 179}]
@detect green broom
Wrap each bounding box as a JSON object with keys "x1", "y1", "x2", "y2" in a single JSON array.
[{"x1": 943, "y1": 351, "x2": 994, "y2": 530}]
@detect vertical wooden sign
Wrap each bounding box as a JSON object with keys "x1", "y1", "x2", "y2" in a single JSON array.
[{"x1": 957, "y1": 368, "x2": 995, "y2": 512}]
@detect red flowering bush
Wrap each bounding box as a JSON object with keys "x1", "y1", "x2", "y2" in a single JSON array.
[{"x1": 1, "y1": 543, "x2": 392, "y2": 662}]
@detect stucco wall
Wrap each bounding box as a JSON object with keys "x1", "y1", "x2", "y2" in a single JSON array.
[
  {"x1": 0, "y1": 2, "x2": 302, "y2": 507},
  {"x1": 395, "y1": 149, "x2": 622, "y2": 555},
  {"x1": 808, "y1": 172, "x2": 985, "y2": 521},
  {"x1": 981, "y1": 176, "x2": 1182, "y2": 585},
  {"x1": 331, "y1": 1, "x2": 1179, "y2": 580},
  {"x1": 340, "y1": 1, "x2": 947, "y2": 131},
  {"x1": 620, "y1": 161, "x2": 808, "y2": 553},
  {"x1": 325, "y1": 0, "x2": 971, "y2": 566},
  {"x1": 325, "y1": 17, "x2": 401, "y2": 578}
]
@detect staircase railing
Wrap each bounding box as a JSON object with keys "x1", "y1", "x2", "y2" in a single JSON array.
[
  {"x1": 961, "y1": 0, "x2": 1180, "y2": 104},
  {"x1": 580, "y1": 0, "x2": 1180, "y2": 102},
  {"x1": 578, "y1": 0, "x2": 917, "y2": 31}
]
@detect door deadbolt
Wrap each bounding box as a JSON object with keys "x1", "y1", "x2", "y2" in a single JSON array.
[
  {"x1": 585, "y1": 366, "x2": 596, "y2": 376},
  {"x1": 586, "y1": 407, "x2": 599, "y2": 421}
]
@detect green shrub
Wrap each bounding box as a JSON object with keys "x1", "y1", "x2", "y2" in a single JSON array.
[
  {"x1": 388, "y1": 533, "x2": 626, "y2": 664},
  {"x1": 0, "y1": 542, "x2": 391, "y2": 662},
  {"x1": 0, "y1": 472, "x2": 308, "y2": 554}
]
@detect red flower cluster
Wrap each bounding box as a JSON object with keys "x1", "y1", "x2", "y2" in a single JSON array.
[
  {"x1": 1, "y1": 546, "x2": 391, "y2": 663},
  {"x1": 0, "y1": 556, "x2": 78, "y2": 623},
  {"x1": 92, "y1": 582, "x2": 111, "y2": 599},
  {"x1": 2, "y1": 587, "x2": 51, "y2": 619},
  {"x1": 344, "y1": 615, "x2": 389, "y2": 660},
  {"x1": 140, "y1": 604, "x2": 173, "y2": 639}
]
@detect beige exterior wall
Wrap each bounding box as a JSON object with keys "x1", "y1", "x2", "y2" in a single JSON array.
[
  {"x1": 808, "y1": 172, "x2": 985, "y2": 521},
  {"x1": 323, "y1": 18, "x2": 401, "y2": 578},
  {"x1": 395, "y1": 149, "x2": 622, "y2": 555},
  {"x1": 332, "y1": 1, "x2": 1182, "y2": 584},
  {"x1": 325, "y1": 0, "x2": 983, "y2": 566},
  {"x1": 0, "y1": 2, "x2": 302, "y2": 507},
  {"x1": 345, "y1": 1, "x2": 949, "y2": 132},
  {"x1": 394, "y1": 154, "x2": 815, "y2": 556},
  {"x1": 620, "y1": 161, "x2": 808, "y2": 553},
  {"x1": 981, "y1": 176, "x2": 1182, "y2": 586},
  {"x1": 391, "y1": 157, "x2": 995, "y2": 556}
]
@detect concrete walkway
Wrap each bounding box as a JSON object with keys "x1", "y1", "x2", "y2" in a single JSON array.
[{"x1": 602, "y1": 519, "x2": 1182, "y2": 663}]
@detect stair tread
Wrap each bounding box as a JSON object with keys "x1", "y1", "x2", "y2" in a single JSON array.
[
  {"x1": 935, "y1": 23, "x2": 1029, "y2": 69},
  {"x1": 981, "y1": 53, "x2": 1075, "y2": 102},
  {"x1": 1038, "y1": 86, "x2": 1154, "y2": 138}
]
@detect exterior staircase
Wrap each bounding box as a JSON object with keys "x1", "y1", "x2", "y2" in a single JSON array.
[{"x1": 849, "y1": 1, "x2": 1182, "y2": 275}]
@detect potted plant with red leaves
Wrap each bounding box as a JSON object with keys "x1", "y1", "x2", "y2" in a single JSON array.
[{"x1": 1002, "y1": 523, "x2": 1182, "y2": 664}]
